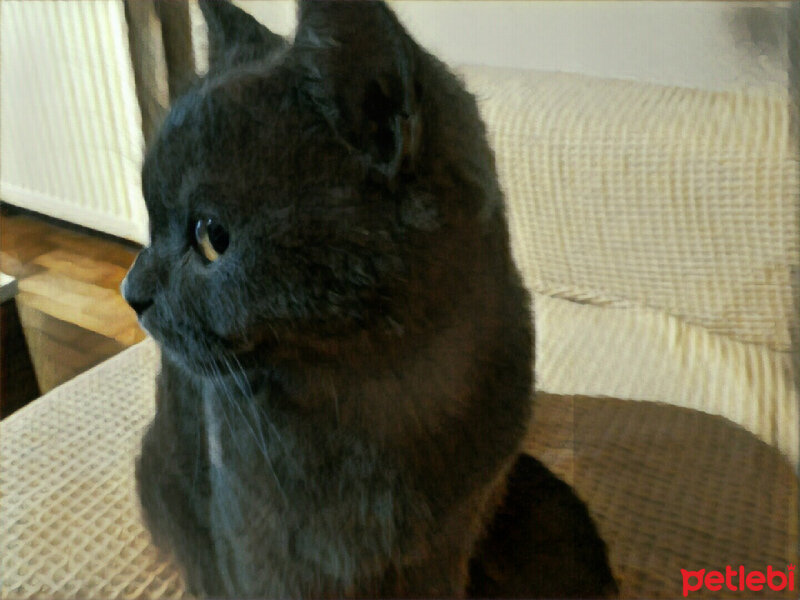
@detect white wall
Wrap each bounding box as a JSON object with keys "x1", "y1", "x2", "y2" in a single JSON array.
[{"x1": 235, "y1": 1, "x2": 790, "y2": 92}]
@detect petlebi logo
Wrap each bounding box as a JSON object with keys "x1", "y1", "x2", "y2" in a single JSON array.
[{"x1": 681, "y1": 565, "x2": 795, "y2": 596}]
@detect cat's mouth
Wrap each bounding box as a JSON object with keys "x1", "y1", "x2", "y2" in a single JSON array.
[
  {"x1": 140, "y1": 311, "x2": 240, "y2": 376},
  {"x1": 143, "y1": 297, "x2": 400, "y2": 372}
]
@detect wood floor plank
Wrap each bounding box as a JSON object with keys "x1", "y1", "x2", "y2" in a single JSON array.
[
  {"x1": 1, "y1": 206, "x2": 146, "y2": 401},
  {"x1": 0, "y1": 251, "x2": 47, "y2": 281},
  {"x1": 17, "y1": 301, "x2": 89, "y2": 346},
  {"x1": 20, "y1": 270, "x2": 118, "y2": 307},
  {"x1": 17, "y1": 290, "x2": 114, "y2": 340},
  {"x1": 0, "y1": 217, "x2": 56, "y2": 262},
  {"x1": 19, "y1": 307, "x2": 126, "y2": 394},
  {"x1": 114, "y1": 324, "x2": 148, "y2": 346},
  {"x1": 0, "y1": 213, "x2": 51, "y2": 242},
  {"x1": 18, "y1": 286, "x2": 139, "y2": 342},
  {"x1": 45, "y1": 229, "x2": 140, "y2": 270},
  {"x1": 32, "y1": 249, "x2": 131, "y2": 290},
  {"x1": 0, "y1": 241, "x2": 57, "y2": 272}
]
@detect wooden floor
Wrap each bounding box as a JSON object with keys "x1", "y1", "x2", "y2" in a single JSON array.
[{"x1": 0, "y1": 205, "x2": 145, "y2": 406}]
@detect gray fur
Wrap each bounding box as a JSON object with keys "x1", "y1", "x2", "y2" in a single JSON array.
[{"x1": 124, "y1": 1, "x2": 534, "y2": 596}]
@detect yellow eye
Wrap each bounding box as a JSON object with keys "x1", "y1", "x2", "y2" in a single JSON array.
[{"x1": 194, "y1": 218, "x2": 230, "y2": 262}]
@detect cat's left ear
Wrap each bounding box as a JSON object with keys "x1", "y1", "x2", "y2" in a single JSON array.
[
  {"x1": 294, "y1": 0, "x2": 421, "y2": 179},
  {"x1": 200, "y1": 0, "x2": 287, "y2": 70}
]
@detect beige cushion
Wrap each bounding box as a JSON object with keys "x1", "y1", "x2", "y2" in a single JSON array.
[
  {"x1": 532, "y1": 293, "x2": 798, "y2": 463},
  {"x1": 460, "y1": 65, "x2": 798, "y2": 352},
  {"x1": 2, "y1": 340, "x2": 797, "y2": 599},
  {"x1": 1, "y1": 341, "x2": 186, "y2": 599},
  {"x1": 458, "y1": 66, "x2": 799, "y2": 462},
  {"x1": 527, "y1": 393, "x2": 798, "y2": 600}
]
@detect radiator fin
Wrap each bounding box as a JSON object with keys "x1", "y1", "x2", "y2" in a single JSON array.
[{"x1": 1, "y1": 1, "x2": 148, "y2": 244}]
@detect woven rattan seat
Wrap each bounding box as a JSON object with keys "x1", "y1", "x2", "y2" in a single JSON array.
[{"x1": 2, "y1": 339, "x2": 796, "y2": 599}]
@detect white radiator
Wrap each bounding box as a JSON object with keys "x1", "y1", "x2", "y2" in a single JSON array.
[{"x1": 0, "y1": 1, "x2": 148, "y2": 245}]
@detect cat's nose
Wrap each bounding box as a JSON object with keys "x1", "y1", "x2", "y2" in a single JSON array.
[
  {"x1": 121, "y1": 248, "x2": 158, "y2": 317},
  {"x1": 120, "y1": 275, "x2": 154, "y2": 316},
  {"x1": 128, "y1": 297, "x2": 154, "y2": 317}
]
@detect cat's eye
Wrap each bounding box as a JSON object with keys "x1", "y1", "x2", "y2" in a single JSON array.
[{"x1": 194, "y1": 218, "x2": 229, "y2": 262}]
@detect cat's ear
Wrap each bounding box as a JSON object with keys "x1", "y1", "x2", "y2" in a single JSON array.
[
  {"x1": 200, "y1": 0, "x2": 286, "y2": 70},
  {"x1": 294, "y1": 0, "x2": 421, "y2": 179}
]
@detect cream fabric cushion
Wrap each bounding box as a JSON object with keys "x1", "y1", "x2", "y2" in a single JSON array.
[
  {"x1": 532, "y1": 293, "x2": 797, "y2": 462},
  {"x1": 1, "y1": 341, "x2": 185, "y2": 599},
  {"x1": 457, "y1": 66, "x2": 798, "y2": 462},
  {"x1": 3, "y1": 342, "x2": 796, "y2": 599},
  {"x1": 462, "y1": 66, "x2": 798, "y2": 351}
]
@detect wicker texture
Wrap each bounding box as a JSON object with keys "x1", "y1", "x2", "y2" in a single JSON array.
[
  {"x1": 0, "y1": 341, "x2": 187, "y2": 600},
  {"x1": 460, "y1": 66, "x2": 799, "y2": 353},
  {"x1": 2, "y1": 340, "x2": 797, "y2": 599},
  {"x1": 527, "y1": 394, "x2": 799, "y2": 600},
  {"x1": 533, "y1": 292, "x2": 798, "y2": 463}
]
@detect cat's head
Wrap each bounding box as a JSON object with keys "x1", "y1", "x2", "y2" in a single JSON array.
[{"x1": 122, "y1": 0, "x2": 504, "y2": 373}]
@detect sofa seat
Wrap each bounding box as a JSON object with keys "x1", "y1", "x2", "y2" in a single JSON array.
[{"x1": 2, "y1": 339, "x2": 796, "y2": 599}]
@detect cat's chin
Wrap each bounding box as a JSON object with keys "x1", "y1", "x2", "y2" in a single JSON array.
[
  {"x1": 145, "y1": 325, "x2": 234, "y2": 378},
  {"x1": 160, "y1": 343, "x2": 232, "y2": 378}
]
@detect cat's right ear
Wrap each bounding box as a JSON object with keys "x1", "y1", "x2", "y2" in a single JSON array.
[
  {"x1": 293, "y1": 0, "x2": 421, "y2": 180},
  {"x1": 199, "y1": 0, "x2": 286, "y2": 70}
]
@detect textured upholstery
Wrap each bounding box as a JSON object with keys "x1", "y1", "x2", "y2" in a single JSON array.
[
  {"x1": 1, "y1": 341, "x2": 185, "y2": 599},
  {"x1": 463, "y1": 66, "x2": 798, "y2": 351},
  {"x1": 2, "y1": 340, "x2": 796, "y2": 599},
  {"x1": 459, "y1": 66, "x2": 798, "y2": 462}
]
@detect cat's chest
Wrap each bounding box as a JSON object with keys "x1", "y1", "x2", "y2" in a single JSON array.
[
  {"x1": 201, "y1": 385, "x2": 300, "y2": 530},
  {"x1": 200, "y1": 384, "x2": 412, "y2": 595}
]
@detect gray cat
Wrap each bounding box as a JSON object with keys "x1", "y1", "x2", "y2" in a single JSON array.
[{"x1": 122, "y1": 1, "x2": 616, "y2": 597}]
